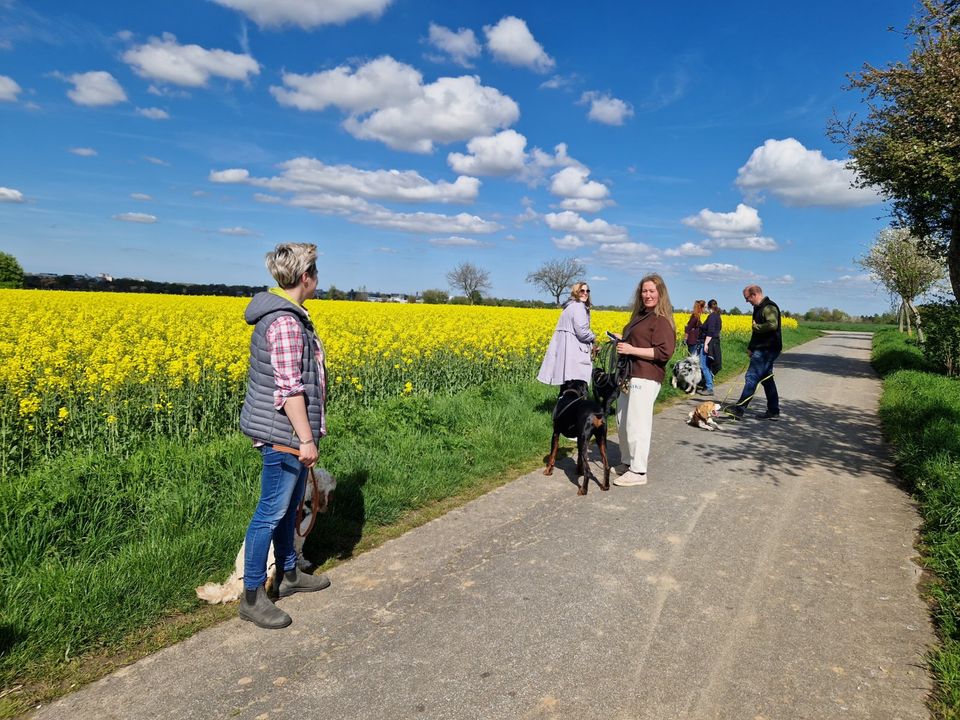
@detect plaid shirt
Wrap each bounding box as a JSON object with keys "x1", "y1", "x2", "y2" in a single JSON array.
[{"x1": 266, "y1": 314, "x2": 326, "y2": 432}]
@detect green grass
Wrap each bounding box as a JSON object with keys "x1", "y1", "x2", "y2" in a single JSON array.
[
  {"x1": 0, "y1": 326, "x2": 818, "y2": 717},
  {"x1": 872, "y1": 328, "x2": 960, "y2": 718}
]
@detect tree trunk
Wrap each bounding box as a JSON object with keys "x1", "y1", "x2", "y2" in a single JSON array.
[
  {"x1": 950, "y1": 207, "x2": 960, "y2": 302},
  {"x1": 898, "y1": 300, "x2": 907, "y2": 334},
  {"x1": 907, "y1": 299, "x2": 925, "y2": 343}
]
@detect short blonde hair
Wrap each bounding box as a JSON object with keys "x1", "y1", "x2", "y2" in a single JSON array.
[{"x1": 265, "y1": 243, "x2": 318, "y2": 289}]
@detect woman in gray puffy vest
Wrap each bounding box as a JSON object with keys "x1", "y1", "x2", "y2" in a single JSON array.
[{"x1": 238, "y1": 243, "x2": 331, "y2": 629}]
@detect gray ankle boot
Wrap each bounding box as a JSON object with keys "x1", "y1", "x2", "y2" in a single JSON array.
[
  {"x1": 239, "y1": 586, "x2": 292, "y2": 629},
  {"x1": 277, "y1": 567, "x2": 331, "y2": 598}
]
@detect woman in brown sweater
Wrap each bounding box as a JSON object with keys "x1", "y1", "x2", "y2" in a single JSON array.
[{"x1": 613, "y1": 274, "x2": 676, "y2": 486}]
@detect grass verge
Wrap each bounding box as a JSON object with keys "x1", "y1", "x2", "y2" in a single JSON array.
[
  {"x1": 0, "y1": 326, "x2": 819, "y2": 717},
  {"x1": 872, "y1": 328, "x2": 960, "y2": 718}
]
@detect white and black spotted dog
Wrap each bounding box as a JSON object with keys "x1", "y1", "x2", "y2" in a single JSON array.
[{"x1": 671, "y1": 354, "x2": 703, "y2": 395}]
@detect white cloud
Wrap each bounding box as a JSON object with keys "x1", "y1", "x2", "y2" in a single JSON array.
[
  {"x1": 549, "y1": 166, "x2": 611, "y2": 213},
  {"x1": 289, "y1": 193, "x2": 374, "y2": 214},
  {"x1": 273, "y1": 57, "x2": 518, "y2": 153},
  {"x1": 543, "y1": 210, "x2": 627, "y2": 244},
  {"x1": 736, "y1": 138, "x2": 882, "y2": 207},
  {"x1": 448, "y1": 130, "x2": 528, "y2": 176},
  {"x1": 553, "y1": 234, "x2": 586, "y2": 250},
  {"x1": 130, "y1": 193, "x2": 152, "y2": 201},
  {"x1": 123, "y1": 33, "x2": 259, "y2": 87},
  {"x1": 0, "y1": 187, "x2": 25, "y2": 203},
  {"x1": 484, "y1": 16, "x2": 554, "y2": 73},
  {"x1": 0, "y1": 75, "x2": 22, "y2": 102},
  {"x1": 769, "y1": 274, "x2": 795, "y2": 285},
  {"x1": 144, "y1": 156, "x2": 170, "y2": 166},
  {"x1": 344, "y1": 74, "x2": 519, "y2": 153},
  {"x1": 271, "y1": 56, "x2": 422, "y2": 113},
  {"x1": 682, "y1": 203, "x2": 762, "y2": 238},
  {"x1": 65, "y1": 71, "x2": 127, "y2": 107},
  {"x1": 355, "y1": 208, "x2": 501, "y2": 235},
  {"x1": 69, "y1": 147, "x2": 97, "y2": 157},
  {"x1": 209, "y1": 168, "x2": 250, "y2": 183},
  {"x1": 253, "y1": 192, "x2": 282, "y2": 203},
  {"x1": 213, "y1": 157, "x2": 480, "y2": 203},
  {"x1": 691, "y1": 263, "x2": 752, "y2": 280},
  {"x1": 704, "y1": 235, "x2": 778, "y2": 251},
  {"x1": 136, "y1": 107, "x2": 169, "y2": 120},
  {"x1": 592, "y1": 241, "x2": 661, "y2": 271},
  {"x1": 664, "y1": 242, "x2": 711, "y2": 257},
  {"x1": 218, "y1": 226, "x2": 257, "y2": 236},
  {"x1": 590, "y1": 275, "x2": 607, "y2": 281},
  {"x1": 210, "y1": 0, "x2": 393, "y2": 28},
  {"x1": 428, "y1": 23, "x2": 481, "y2": 67},
  {"x1": 580, "y1": 91, "x2": 634, "y2": 126},
  {"x1": 428, "y1": 235, "x2": 491, "y2": 247},
  {"x1": 540, "y1": 74, "x2": 577, "y2": 91},
  {"x1": 113, "y1": 212, "x2": 157, "y2": 223}
]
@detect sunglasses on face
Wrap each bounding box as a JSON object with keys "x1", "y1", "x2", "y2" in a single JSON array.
[{"x1": 580, "y1": 288, "x2": 590, "y2": 294}]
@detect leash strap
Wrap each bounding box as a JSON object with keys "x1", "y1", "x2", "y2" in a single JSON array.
[{"x1": 270, "y1": 444, "x2": 320, "y2": 539}]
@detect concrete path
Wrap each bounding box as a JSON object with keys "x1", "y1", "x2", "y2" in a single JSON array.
[{"x1": 32, "y1": 332, "x2": 935, "y2": 719}]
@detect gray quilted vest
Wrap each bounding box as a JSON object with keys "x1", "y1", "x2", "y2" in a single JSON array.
[{"x1": 239, "y1": 291, "x2": 326, "y2": 446}]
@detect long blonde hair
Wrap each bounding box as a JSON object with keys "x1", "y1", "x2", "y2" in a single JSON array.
[
  {"x1": 629, "y1": 274, "x2": 675, "y2": 330},
  {"x1": 568, "y1": 281, "x2": 591, "y2": 309},
  {"x1": 690, "y1": 299, "x2": 706, "y2": 320}
]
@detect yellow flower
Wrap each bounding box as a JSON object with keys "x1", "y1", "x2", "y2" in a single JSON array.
[{"x1": 58, "y1": 407, "x2": 69, "y2": 421}]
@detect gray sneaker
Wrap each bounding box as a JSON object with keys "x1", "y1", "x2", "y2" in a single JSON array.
[
  {"x1": 613, "y1": 470, "x2": 648, "y2": 487},
  {"x1": 239, "y1": 586, "x2": 292, "y2": 629},
  {"x1": 277, "y1": 567, "x2": 332, "y2": 598}
]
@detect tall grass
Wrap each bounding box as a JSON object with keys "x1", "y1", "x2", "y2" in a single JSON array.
[{"x1": 873, "y1": 328, "x2": 960, "y2": 718}]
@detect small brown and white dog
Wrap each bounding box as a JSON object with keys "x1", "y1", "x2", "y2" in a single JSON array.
[
  {"x1": 195, "y1": 467, "x2": 336, "y2": 604},
  {"x1": 687, "y1": 400, "x2": 723, "y2": 431}
]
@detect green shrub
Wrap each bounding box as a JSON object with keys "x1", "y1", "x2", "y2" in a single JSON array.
[{"x1": 920, "y1": 302, "x2": 960, "y2": 376}]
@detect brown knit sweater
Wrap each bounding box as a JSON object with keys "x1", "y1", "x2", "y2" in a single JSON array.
[{"x1": 622, "y1": 310, "x2": 677, "y2": 383}]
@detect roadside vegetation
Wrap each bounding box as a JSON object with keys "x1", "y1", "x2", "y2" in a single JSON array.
[{"x1": 872, "y1": 328, "x2": 960, "y2": 718}]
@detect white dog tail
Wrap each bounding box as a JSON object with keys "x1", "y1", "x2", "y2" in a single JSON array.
[{"x1": 195, "y1": 575, "x2": 243, "y2": 604}]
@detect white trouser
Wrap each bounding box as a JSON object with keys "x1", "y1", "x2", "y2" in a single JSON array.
[{"x1": 616, "y1": 378, "x2": 660, "y2": 473}]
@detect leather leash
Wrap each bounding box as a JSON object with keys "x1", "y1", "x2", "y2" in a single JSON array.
[{"x1": 271, "y1": 444, "x2": 321, "y2": 539}]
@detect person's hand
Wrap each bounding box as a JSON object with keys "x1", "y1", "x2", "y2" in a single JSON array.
[
  {"x1": 616, "y1": 342, "x2": 631, "y2": 356},
  {"x1": 298, "y1": 439, "x2": 318, "y2": 467}
]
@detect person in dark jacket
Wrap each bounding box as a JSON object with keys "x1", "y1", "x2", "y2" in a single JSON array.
[
  {"x1": 612, "y1": 274, "x2": 676, "y2": 486},
  {"x1": 729, "y1": 285, "x2": 781, "y2": 420},
  {"x1": 238, "y1": 243, "x2": 331, "y2": 629},
  {"x1": 697, "y1": 299, "x2": 722, "y2": 395},
  {"x1": 684, "y1": 299, "x2": 705, "y2": 354}
]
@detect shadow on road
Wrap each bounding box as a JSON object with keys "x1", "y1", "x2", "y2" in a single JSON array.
[
  {"x1": 776, "y1": 352, "x2": 877, "y2": 380},
  {"x1": 671, "y1": 397, "x2": 899, "y2": 489}
]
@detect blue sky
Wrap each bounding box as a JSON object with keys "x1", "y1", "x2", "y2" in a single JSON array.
[{"x1": 0, "y1": 0, "x2": 917, "y2": 314}]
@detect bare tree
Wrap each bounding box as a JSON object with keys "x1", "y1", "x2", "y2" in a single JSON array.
[
  {"x1": 856, "y1": 227, "x2": 946, "y2": 341},
  {"x1": 526, "y1": 258, "x2": 586, "y2": 306},
  {"x1": 446, "y1": 262, "x2": 491, "y2": 304}
]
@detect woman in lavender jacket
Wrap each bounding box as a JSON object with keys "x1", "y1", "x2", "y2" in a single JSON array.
[{"x1": 537, "y1": 281, "x2": 596, "y2": 397}]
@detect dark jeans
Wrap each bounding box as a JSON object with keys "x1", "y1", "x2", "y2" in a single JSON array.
[{"x1": 736, "y1": 348, "x2": 780, "y2": 412}]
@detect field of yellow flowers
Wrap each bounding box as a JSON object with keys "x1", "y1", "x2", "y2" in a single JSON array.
[{"x1": 0, "y1": 289, "x2": 793, "y2": 472}]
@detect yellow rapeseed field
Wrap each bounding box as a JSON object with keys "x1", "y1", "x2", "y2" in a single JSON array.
[{"x1": 0, "y1": 289, "x2": 794, "y2": 470}]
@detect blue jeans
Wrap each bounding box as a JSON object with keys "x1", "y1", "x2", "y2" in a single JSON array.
[
  {"x1": 736, "y1": 348, "x2": 780, "y2": 412},
  {"x1": 699, "y1": 346, "x2": 714, "y2": 391},
  {"x1": 243, "y1": 446, "x2": 307, "y2": 590}
]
